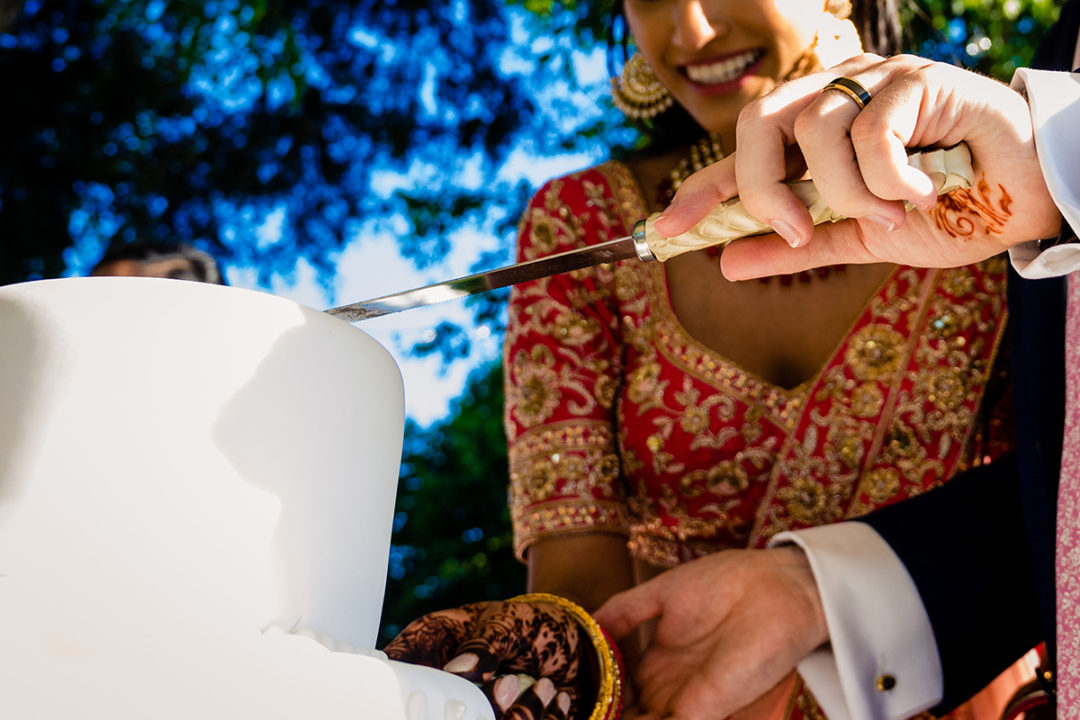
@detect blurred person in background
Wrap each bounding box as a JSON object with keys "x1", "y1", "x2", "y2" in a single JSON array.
[
  {"x1": 0, "y1": 0, "x2": 21, "y2": 32},
  {"x1": 91, "y1": 241, "x2": 226, "y2": 285}
]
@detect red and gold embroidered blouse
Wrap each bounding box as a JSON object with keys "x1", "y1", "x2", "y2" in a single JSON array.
[{"x1": 504, "y1": 162, "x2": 1010, "y2": 568}]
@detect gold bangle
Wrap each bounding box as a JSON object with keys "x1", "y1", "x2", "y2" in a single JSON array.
[{"x1": 508, "y1": 592, "x2": 622, "y2": 720}]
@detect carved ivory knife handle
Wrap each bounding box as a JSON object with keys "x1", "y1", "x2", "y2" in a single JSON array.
[{"x1": 638, "y1": 143, "x2": 974, "y2": 263}]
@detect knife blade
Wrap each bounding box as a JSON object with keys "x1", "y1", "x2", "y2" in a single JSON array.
[
  {"x1": 327, "y1": 144, "x2": 974, "y2": 323},
  {"x1": 326, "y1": 224, "x2": 654, "y2": 323}
]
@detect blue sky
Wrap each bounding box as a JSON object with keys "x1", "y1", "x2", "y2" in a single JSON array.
[
  {"x1": 49, "y1": 1, "x2": 618, "y2": 425},
  {"x1": 235, "y1": 145, "x2": 603, "y2": 425}
]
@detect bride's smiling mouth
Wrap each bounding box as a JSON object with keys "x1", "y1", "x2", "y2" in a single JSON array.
[{"x1": 682, "y1": 49, "x2": 766, "y2": 92}]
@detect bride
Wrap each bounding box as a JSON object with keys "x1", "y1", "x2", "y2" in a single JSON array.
[{"x1": 388, "y1": 2, "x2": 1030, "y2": 718}]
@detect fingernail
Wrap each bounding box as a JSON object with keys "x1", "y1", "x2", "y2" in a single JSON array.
[
  {"x1": 657, "y1": 199, "x2": 677, "y2": 222},
  {"x1": 769, "y1": 218, "x2": 804, "y2": 248},
  {"x1": 516, "y1": 673, "x2": 537, "y2": 694},
  {"x1": 536, "y1": 677, "x2": 556, "y2": 706},
  {"x1": 557, "y1": 691, "x2": 572, "y2": 715},
  {"x1": 494, "y1": 675, "x2": 521, "y2": 710},
  {"x1": 443, "y1": 653, "x2": 479, "y2": 674},
  {"x1": 866, "y1": 215, "x2": 896, "y2": 231}
]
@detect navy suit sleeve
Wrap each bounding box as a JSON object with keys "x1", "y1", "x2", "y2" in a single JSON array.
[
  {"x1": 856, "y1": 268, "x2": 1065, "y2": 711},
  {"x1": 855, "y1": 453, "x2": 1043, "y2": 712},
  {"x1": 850, "y1": 0, "x2": 1076, "y2": 705}
]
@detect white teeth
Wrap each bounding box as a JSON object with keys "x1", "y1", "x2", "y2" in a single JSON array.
[{"x1": 685, "y1": 51, "x2": 761, "y2": 84}]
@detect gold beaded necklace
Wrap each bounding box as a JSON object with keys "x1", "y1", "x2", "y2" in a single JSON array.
[{"x1": 668, "y1": 132, "x2": 726, "y2": 197}]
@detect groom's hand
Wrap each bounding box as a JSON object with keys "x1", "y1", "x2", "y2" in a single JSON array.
[
  {"x1": 656, "y1": 54, "x2": 1061, "y2": 279},
  {"x1": 593, "y1": 546, "x2": 826, "y2": 720}
]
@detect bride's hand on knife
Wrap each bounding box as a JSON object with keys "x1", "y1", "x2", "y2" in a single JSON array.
[{"x1": 656, "y1": 53, "x2": 1061, "y2": 279}]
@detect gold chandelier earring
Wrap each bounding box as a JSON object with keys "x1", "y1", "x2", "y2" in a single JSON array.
[{"x1": 611, "y1": 52, "x2": 675, "y2": 120}]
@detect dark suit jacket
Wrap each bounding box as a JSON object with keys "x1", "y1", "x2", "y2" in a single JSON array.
[
  {"x1": 855, "y1": 1, "x2": 1078, "y2": 709},
  {"x1": 858, "y1": 270, "x2": 1064, "y2": 710}
]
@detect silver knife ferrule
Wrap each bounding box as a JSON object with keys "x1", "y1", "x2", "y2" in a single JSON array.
[{"x1": 632, "y1": 219, "x2": 656, "y2": 262}]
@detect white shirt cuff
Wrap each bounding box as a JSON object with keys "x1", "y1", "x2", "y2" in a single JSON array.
[
  {"x1": 1009, "y1": 240, "x2": 1080, "y2": 278},
  {"x1": 770, "y1": 523, "x2": 943, "y2": 720},
  {"x1": 1009, "y1": 69, "x2": 1080, "y2": 278}
]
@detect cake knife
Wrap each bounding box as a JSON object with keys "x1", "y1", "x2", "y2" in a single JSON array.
[{"x1": 327, "y1": 144, "x2": 973, "y2": 323}]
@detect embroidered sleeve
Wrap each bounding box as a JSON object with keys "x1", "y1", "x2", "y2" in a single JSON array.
[{"x1": 504, "y1": 169, "x2": 632, "y2": 561}]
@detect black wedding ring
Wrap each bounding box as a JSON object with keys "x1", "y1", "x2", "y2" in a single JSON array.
[{"x1": 822, "y1": 76, "x2": 872, "y2": 110}]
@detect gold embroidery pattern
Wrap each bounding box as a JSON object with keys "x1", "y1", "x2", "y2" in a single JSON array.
[
  {"x1": 846, "y1": 324, "x2": 908, "y2": 381},
  {"x1": 652, "y1": 318, "x2": 807, "y2": 430},
  {"x1": 749, "y1": 259, "x2": 1008, "y2": 543},
  {"x1": 850, "y1": 257, "x2": 1008, "y2": 516},
  {"x1": 506, "y1": 165, "x2": 637, "y2": 558},
  {"x1": 788, "y1": 677, "x2": 828, "y2": 720},
  {"x1": 505, "y1": 162, "x2": 1010, "y2": 571},
  {"x1": 617, "y1": 237, "x2": 814, "y2": 566},
  {"x1": 619, "y1": 332, "x2": 789, "y2": 565},
  {"x1": 509, "y1": 421, "x2": 629, "y2": 555}
]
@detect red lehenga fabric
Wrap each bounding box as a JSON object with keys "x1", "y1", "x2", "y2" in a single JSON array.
[{"x1": 504, "y1": 162, "x2": 1020, "y2": 719}]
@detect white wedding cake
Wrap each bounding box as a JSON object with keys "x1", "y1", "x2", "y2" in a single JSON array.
[{"x1": 0, "y1": 278, "x2": 493, "y2": 720}]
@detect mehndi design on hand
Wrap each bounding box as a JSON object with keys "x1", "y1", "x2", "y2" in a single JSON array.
[
  {"x1": 384, "y1": 599, "x2": 592, "y2": 720},
  {"x1": 931, "y1": 176, "x2": 1013, "y2": 239},
  {"x1": 384, "y1": 602, "x2": 489, "y2": 669}
]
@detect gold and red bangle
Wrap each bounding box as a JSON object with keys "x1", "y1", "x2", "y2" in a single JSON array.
[{"x1": 508, "y1": 592, "x2": 623, "y2": 720}]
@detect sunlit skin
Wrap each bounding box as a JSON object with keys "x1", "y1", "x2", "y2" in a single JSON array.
[
  {"x1": 602, "y1": 0, "x2": 896, "y2": 395},
  {"x1": 624, "y1": 0, "x2": 819, "y2": 153},
  {"x1": 656, "y1": 53, "x2": 1062, "y2": 277}
]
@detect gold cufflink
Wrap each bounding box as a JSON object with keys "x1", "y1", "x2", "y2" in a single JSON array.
[{"x1": 876, "y1": 674, "x2": 896, "y2": 692}]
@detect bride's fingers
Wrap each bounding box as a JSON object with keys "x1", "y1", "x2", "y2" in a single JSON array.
[
  {"x1": 540, "y1": 690, "x2": 572, "y2": 720},
  {"x1": 383, "y1": 604, "x2": 488, "y2": 668},
  {"x1": 653, "y1": 155, "x2": 738, "y2": 237},
  {"x1": 499, "y1": 677, "x2": 559, "y2": 720},
  {"x1": 654, "y1": 145, "x2": 807, "y2": 240},
  {"x1": 484, "y1": 674, "x2": 528, "y2": 716}
]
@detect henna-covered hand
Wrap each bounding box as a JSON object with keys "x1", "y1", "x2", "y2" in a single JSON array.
[{"x1": 384, "y1": 600, "x2": 594, "y2": 720}]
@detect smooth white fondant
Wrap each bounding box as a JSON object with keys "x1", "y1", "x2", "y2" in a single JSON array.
[{"x1": 0, "y1": 278, "x2": 493, "y2": 720}]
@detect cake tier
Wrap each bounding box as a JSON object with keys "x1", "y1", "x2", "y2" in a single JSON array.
[{"x1": 0, "y1": 278, "x2": 494, "y2": 720}]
